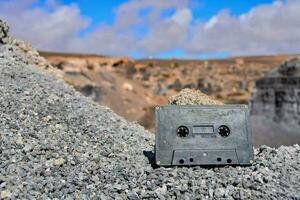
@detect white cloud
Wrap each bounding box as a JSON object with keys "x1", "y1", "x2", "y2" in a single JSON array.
[
  {"x1": 114, "y1": 0, "x2": 189, "y2": 28},
  {"x1": 186, "y1": 0, "x2": 300, "y2": 56},
  {"x1": 137, "y1": 8, "x2": 192, "y2": 54},
  {"x1": 171, "y1": 8, "x2": 193, "y2": 26},
  {"x1": 0, "y1": 0, "x2": 90, "y2": 52},
  {"x1": 1, "y1": 0, "x2": 300, "y2": 57},
  {"x1": 69, "y1": 0, "x2": 192, "y2": 55},
  {"x1": 0, "y1": 0, "x2": 193, "y2": 56}
]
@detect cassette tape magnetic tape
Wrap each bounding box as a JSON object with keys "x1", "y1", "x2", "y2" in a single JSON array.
[{"x1": 155, "y1": 105, "x2": 254, "y2": 166}]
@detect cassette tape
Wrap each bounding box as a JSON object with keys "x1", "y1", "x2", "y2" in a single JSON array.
[{"x1": 155, "y1": 105, "x2": 254, "y2": 166}]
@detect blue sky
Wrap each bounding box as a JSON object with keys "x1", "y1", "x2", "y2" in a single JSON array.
[
  {"x1": 59, "y1": 0, "x2": 274, "y2": 24},
  {"x1": 60, "y1": 0, "x2": 274, "y2": 48},
  {"x1": 62, "y1": 0, "x2": 277, "y2": 58},
  {"x1": 1, "y1": 0, "x2": 300, "y2": 59}
]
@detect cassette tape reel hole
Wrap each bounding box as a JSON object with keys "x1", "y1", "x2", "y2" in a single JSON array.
[
  {"x1": 177, "y1": 126, "x2": 189, "y2": 137},
  {"x1": 218, "y1": 125, "x2": 230, "y2": 137}
]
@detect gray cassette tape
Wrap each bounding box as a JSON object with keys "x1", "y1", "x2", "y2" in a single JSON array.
[{"x1": 155, "y1": 105, "x2": 254, "y2": 166}]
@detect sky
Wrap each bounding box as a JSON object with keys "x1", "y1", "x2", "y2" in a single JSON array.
[{"x1": 0, "y1": 0, "x2": 300, "y2": 59}]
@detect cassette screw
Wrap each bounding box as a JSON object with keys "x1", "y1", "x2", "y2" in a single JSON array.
[
  {"x1": 218, "y1": 125, "x2": 230, "y2": 137},
  {"x1": 177, "y1": 126, "x2": 189, "y2": 137}
]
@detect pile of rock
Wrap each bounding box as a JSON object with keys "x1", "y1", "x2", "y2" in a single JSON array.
[
  {"x1": 169, "y1": 88, "x2": 223, "y2": 105},
  {"x1": 0, "y1": 20, "x2": 299, "y2": 199}
]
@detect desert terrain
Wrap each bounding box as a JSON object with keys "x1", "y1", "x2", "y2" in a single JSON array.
[{"x1": 40, "y1": 51, "x2": 296, "y2": 130}]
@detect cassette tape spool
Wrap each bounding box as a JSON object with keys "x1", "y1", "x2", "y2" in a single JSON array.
[{"x1": 155, "y1": 105, "x2": 254, "y2": 166}]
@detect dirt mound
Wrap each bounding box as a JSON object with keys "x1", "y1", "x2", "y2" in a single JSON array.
[{"x1": 169, "y1": 88, "x2": 223, "y2": 105}]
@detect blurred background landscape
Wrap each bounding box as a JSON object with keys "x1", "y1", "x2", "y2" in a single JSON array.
[
  {"x1": 39, "y1": 52, "x2": 291, "y2": 130},
  {"x1": 1, "y1": 0, "x2": 300, "y2": 147}
]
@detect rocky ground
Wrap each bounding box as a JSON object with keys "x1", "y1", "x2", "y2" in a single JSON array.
[{"x1": 0, "y1": 19, "x2": 300, "y2": 199}]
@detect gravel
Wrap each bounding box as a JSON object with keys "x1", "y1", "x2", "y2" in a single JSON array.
[
  {"x1": 0, "y1": 22, "x2": 300, "y2": 199},
  {"x1": 169, "y1": 88, "x2": 223, "y2": 105}
]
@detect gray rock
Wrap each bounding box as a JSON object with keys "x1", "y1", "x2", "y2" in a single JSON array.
[
  {"x1": 0, "y1": 20, "x2": 9, "y2": 44},
  {"x1": 128, "y1": 191, "x2": 139, "y2": 200}
]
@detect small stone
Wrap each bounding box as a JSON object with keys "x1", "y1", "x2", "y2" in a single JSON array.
[
  {"x1": 53, "y1": 158, "x2": 65, "y2": 166},
  {"x1": 128, "y1": 191, "x2": 139, "y2": 200},
  {"x1": 1, "y1": 190, "x2": 11, "y2": 199},
  {"x1": 43, "y1": 115, "x2": 52, "y2": 122},
  {"x1": 123, "y1": 82, "x2": 133, "y2": 91},
  {"x1": 208, "y1": 189, "x2": 214, "y2": 197},
  {"x1": 155, "y1": 185, "x2": 167, "y2": 195},
  {"x1": 16, "y1": 136, "x2": 24, "y2": 145},
  {"x1": 23, "y1": 144, "x2": 32, "y2": 152},
  {"x1": 215, "y1": 188, "x2": 225, "y2": 198}
]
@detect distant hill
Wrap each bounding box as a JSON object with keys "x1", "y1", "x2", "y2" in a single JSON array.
[
  {"x1": 39, "y1": 51, "x2": 107, "y2": 58},
  {"x1": 40, "y1": 51, "x2": 299, "y2": 135}
]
